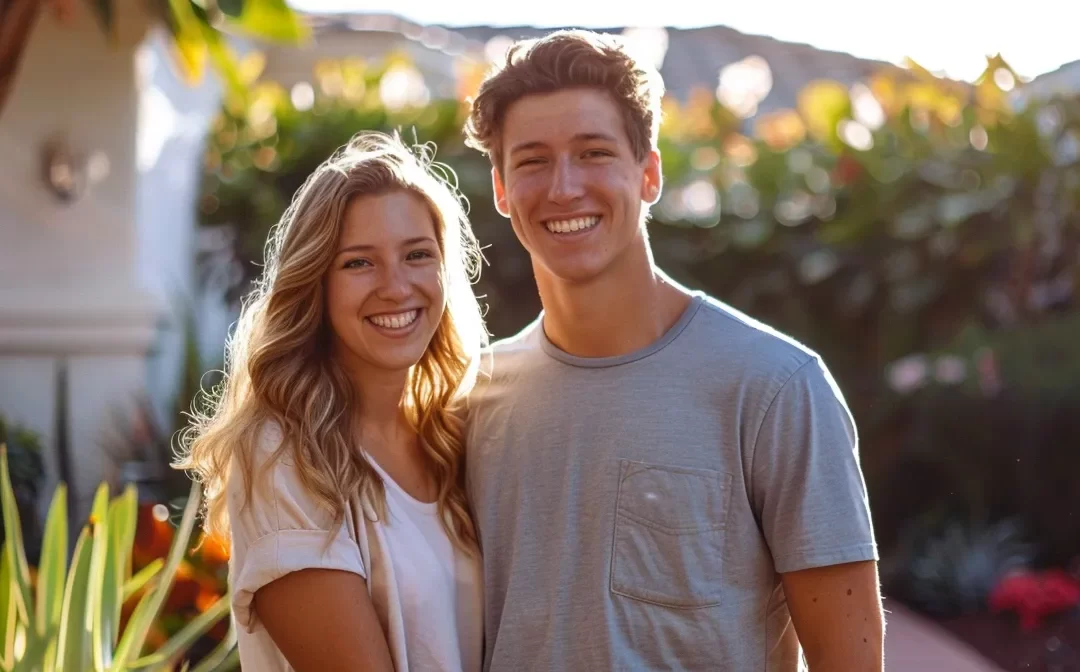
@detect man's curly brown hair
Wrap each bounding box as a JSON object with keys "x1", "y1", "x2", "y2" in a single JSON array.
[{"x1": 463, "y1": 29, "x2": 665, "y2": 172}]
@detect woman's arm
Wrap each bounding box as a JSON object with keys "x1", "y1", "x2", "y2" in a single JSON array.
[{"x1": 256, "y1": 568, "x2": 395, "y2": 672}]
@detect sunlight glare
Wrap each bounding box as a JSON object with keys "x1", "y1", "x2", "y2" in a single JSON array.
[
  {"x1": 291, "y1": 82, "x2": 316, "y2": 111},
  {"x1": 379, "y1": 64, "x2": 430, "y2": 110},
  {"x1": 621, "y1": 27, "x2": 670, "y2": 70},
  {"x1": 838, "y1": 119, "x2": 874, "y2": 151},
  {"x1": 716, "y1": 55, "x2": 773, "y2": 119},
  {"x1": 850, "y1": 83, "x2": 885, "y2": 130}
]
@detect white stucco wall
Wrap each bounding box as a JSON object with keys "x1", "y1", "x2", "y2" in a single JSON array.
[
  {"x1": 0, "y1": 6, "x2": 161, "y2": 523},
  {"x1": 134, "y1": 27, "x2": 226, "y2": 429}
]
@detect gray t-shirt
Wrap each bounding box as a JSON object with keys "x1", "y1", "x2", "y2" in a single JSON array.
[{"x1": 465, "y1": 291, "x2": 878, "y2": 671}]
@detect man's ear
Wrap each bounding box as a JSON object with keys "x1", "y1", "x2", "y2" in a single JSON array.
[
  {"x1": 492, "y1": 167, "x2": 510, "y2": 217},
  {"x1": 641, "y1": 149, "x2": 663, "y2": 205}
]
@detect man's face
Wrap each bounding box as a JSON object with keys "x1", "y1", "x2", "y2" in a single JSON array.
[{"x1": 492, "y1": 88, "x2": 661, "y2": 285}]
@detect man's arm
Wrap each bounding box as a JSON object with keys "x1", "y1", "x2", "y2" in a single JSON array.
[
  {"x1": 748, "y1": 356, "x2": 882, "y2": 668},
  {"x1": 781, "y1": 560, "x2": 884, "y2": 671}
]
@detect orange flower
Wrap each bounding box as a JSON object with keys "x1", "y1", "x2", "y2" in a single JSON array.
[
  {"x1": 165, "y1": 561, "x2": 201, "y2": 611},
  {"x1": 755, "y1": 109, "x2": 806, "y2": 152},
  {"x1": 133, "y1": 503, "x2": 174, "y2": 563},
  {"x1": 198, "y1": 532, "x2": 231, "y2": 567},
  {"x1": 454, "y1": 57, "x2": 488, "y2": 104},
  {"x1": 195, "y1": 588, "x2": 222, "y2": 614}
]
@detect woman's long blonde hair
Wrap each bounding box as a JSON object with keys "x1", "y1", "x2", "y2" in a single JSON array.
[{"x1": 175, "y1": 131, "x2": 488, "y2": 551}]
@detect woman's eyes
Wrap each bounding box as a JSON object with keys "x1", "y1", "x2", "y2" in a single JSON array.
[{"x1": 342, "y1": 250, "x2": 435, "y2": 269}]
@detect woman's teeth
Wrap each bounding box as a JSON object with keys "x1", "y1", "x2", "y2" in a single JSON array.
[
  {"x1": 368, "y1": 310, "x2": 418, "y2": 329},
  {"x1": 545, "y1": 216, "x2": 599, "y2": 234}
]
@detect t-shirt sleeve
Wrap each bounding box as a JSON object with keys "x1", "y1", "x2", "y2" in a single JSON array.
[
  {"x1": 227, "y1": 424, "x2": 366, "y2": 632},
  {"x1": 750, "y1": 356, "x2": 878, "y2": 574}
]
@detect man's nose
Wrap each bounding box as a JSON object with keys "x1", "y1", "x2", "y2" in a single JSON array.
[{"x1": 547, "y1": 155, "x2": 585, "y2": 205}]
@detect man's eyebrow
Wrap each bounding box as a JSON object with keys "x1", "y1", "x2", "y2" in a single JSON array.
[
  {"x1": 508, "y1": 140, "x2": 546, "y2": 156},
  {"x1": 508, "y1": 132, "x2": 619, "y2": 156}
]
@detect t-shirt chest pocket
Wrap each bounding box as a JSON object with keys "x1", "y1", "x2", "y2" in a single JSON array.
[{"x1": 610, "y1": 459, "x2": 733, "y2": 609}]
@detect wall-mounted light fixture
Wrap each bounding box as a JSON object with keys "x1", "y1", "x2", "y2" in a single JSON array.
[{"x1": 41, "y1": 136, "x2": 110, "y2": 204}]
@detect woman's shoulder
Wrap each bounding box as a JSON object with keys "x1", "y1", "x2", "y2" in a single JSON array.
[
  {"x1": 226, "y1": 418, "x2": 294, "y2": 495},
  {"x1": 226, "y1": 418, "x2": 350, "y2": 537}
]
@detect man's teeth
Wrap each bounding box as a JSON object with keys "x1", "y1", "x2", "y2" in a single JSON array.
[
  {"x1": 545, "y1": 216, "x2": 599, "y2": 234},
  {"x1": 369, "y1": 310, "x2": 419, "y2": 329}
]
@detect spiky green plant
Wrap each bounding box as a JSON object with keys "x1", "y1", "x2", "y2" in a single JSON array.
[
  {"x1": 903, "y1": 517, "x2": 1037, "y2": 617},
  {"x1": 0, "y1": 445, "x2": 236, "y2": 671}
]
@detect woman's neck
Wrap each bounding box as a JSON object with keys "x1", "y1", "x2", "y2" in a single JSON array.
[{"x1": 333, "y1": 347, "x2": 413, "y2": 447}]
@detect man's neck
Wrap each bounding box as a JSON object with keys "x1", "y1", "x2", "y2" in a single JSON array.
[{"x1": 535, "y1": 239, "x2": 692, "y2": 359}]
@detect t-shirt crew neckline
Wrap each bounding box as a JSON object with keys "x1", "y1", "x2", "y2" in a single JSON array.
[
  {"x1": 366, "y1": 457, "x2": 439, "y2": 514},
  {"x1": 538, "y1": 291, "x2": 705, "y2": 369}
]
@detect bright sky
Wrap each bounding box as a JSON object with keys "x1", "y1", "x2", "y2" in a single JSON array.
[{"x1": 291, "y1": 0, "x2": 1079, "y2": 83}]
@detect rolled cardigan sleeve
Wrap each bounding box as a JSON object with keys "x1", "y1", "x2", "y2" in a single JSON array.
[{"x1": 226, "y1": 424, "x2": 366, "y2": 632}]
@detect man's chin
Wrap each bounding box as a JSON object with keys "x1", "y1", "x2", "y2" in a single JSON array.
[{"x1": 539, "y1": 260, "x2": 611, "y2": 287}]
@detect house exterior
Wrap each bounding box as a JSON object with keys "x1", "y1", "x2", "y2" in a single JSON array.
[{"x1": 0, "y1": 4, "x2": 223, "y2": 523}]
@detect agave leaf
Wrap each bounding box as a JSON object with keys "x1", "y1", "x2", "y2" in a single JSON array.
[
  {"x1": 55, "y1": 527, "x2": 94, "y2": 672},
  {"x1": 0, "y1": 543, "x2": 13, "y2": 670},
  {"x1": 9, "y1": 623, "x2": 28, "y2": 669},
  {"x1": 112, "y1": 482, "x2": 202, "y2": 668},
  {"x1": 35, "y1": 485, "x2": 69, "y2": 638},
  {"x1": 0, "y1": 447, "x2": 33, "y2": 629},
  {"x1": 90, "y1": 486, "x2": 136, "y2": 670},
  {"x1": 41, "y1": 635, "x2": 58, "y2": 672},
  {"x1": 86, "y1": 483, "x2": 113, "y2": 672},
  {"x1": 17, "y1": 630, "x2": 49, "y2": 670},
  {"x1": 104, "y1": 487, "x2": 137, "y2": 621},
  {"x1": 113, "y1": 485, "x2": 138, "y2": 583},
  {"x1": 122, "y1": 559, "x2": 164, "y2": 603},
  {"x1": 128, "y1": 592, "x2": 230, "y2": 669},
  {"x1": 111, "y1": 590, "x2": 156, "y2": 669},
  {"x1": 188, "y1": 625, "x2": 239, "y2": 672}
]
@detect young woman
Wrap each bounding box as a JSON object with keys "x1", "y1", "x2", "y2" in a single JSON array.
[{"x1": 176, "y1": 131, "x2": 488, "y2": 671}]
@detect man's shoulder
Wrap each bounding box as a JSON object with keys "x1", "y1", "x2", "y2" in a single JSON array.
[
  {"x1": 477, "y1": 315, "x2": 546, "y2": 376},
  {"x1": 684, "y1": 292, "x2": 822, "y2": 382}
]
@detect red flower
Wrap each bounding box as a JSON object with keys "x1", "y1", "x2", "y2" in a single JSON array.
[
  {"x1": 831, "y1": 154, "x2": 863, "y2": 187},
  {"x1": 988, "y1": 569, "x2": 1080, "y2": 631}
]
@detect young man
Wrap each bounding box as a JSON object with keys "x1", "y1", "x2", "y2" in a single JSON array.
[{"x1": 463, "y1": 29, "x2": 883, "y2": 671}]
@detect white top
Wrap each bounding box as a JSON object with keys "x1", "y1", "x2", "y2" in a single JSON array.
[{"x1": 226, "y1": 424, "x2": 484, "y2": 672}]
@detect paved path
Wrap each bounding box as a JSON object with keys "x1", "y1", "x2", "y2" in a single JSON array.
[{"x1": 885, "y1": 602, "x2": 1005, "y2": 672}]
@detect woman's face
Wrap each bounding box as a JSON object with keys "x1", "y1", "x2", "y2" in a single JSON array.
[{"x1": 325, "y1": 189, "x2": 446, "y2": 377}]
